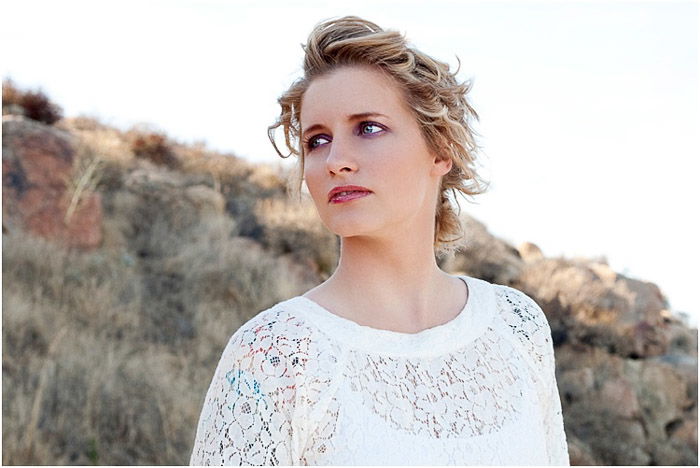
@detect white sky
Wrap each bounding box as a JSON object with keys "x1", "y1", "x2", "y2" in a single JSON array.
[{"x1": 2, "y1": 0, "x2": 698, "y2": 327}]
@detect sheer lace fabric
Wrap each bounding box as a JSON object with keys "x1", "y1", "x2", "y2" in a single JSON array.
[{"x1": 190, "y1": 275, "x2": 570, "y2": 466}]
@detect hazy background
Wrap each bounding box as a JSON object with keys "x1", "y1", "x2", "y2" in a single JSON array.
[{"x1": 2, "y1": 0, "x2": 697, "y2": 327}]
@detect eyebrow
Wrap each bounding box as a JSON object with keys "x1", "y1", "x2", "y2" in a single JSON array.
[{"x1": 302, "y1": 112, "x2": 389, "y2": 139}]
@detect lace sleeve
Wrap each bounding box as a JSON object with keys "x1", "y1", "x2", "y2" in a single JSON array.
[
  {"x1": 497, "y1": 286, "x2": 570, "y2": 466},
  {"x1": 520, "y1": 291, "x2": 570, "y2": 466},
  {"x1": 189, "y1": 320, "x2": 300, "y2": 466},
  {"x1": 542, "y1": 345, "x2": 570, "y2": 466}
]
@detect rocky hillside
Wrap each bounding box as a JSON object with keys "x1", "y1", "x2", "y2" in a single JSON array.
[{"x1": 2, "y1": 81, "x2": 697, "y2": 465}]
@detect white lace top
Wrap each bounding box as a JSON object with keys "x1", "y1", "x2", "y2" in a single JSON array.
[{"x1": 189, "y1": 275, "x2": 570, "y2": 466}]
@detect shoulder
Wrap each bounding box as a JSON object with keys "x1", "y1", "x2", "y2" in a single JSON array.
[
  {"x1": 232, "y1": 300, "x2": 315, "y2": 344},
  {"x1": 220, "y1": 298, "x2": 341, "y2": 382},
  {"x1": 492, "y1": 283, "x2": 554, "y2": 371},
  {"x1": 224, "y1": 300, "x2": 316, "y2": 365},
  {"x1": 191, "y1": 301, "x2": 319, "y2": 465}
]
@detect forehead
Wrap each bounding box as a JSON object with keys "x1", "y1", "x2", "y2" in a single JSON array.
[{"x1": 300, "y1": 66, "x2": 408, "y2": 125}]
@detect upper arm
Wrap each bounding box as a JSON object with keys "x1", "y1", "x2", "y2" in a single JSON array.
[
  {"x1": 496, "y1": 286, "x2": 570, "y2": 465},
  {"x1": 189, "y1": 322, "x2": 300, "y2": 466}
]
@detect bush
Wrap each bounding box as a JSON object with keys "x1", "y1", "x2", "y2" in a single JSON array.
[
  {"x1": 2, "y1": 78, "x2": 63, "y2": 125},
  {"x1": 127, "y1": 129, "x2": 181, "y2": 169}
]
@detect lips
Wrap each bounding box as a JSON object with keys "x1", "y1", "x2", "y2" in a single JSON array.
[
  {"x1": 328, "y1": 185, "x2": 373, "y2": 202},
  {"x1": 329, "y1": 191, "x2": 372, "y2": 203}
]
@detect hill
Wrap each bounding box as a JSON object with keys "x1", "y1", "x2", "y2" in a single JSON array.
[{"x1": 2, "y1": 80, "x2": 697, "y2": 465}]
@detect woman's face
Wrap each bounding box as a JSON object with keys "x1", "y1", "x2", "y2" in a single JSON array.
[{"x1": 299, "y1": 65, "x2": 452, "y2": 241}]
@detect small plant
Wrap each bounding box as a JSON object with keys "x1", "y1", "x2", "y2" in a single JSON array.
[
  {"x1": 86, "y1": 438, "x2": 99, "y2": 464},
  {"x1": 129, "y1": 130, "x2": 180, "y2": 168},
  {"x1": 62, "y1": 141, "x2": 106, "y2": 224},
  {"x1": 2, "y1": 78, "x2": 63, "y2": 125}
]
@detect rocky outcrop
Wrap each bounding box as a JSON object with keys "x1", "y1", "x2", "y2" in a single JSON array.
[
  {"x1": 2, "y1": 115, "x2": 102, "y2": 249},
  {"x1": 556, "y1": 342, "x2": 697, "y2": 465},
  {"x1": 515, "y1": 257, "x2": 671, "y2": 358},
  {"x1": 447, "y1": 215, "x2": 698, "y2": 466},
  {"x1": 444, "y1": 215, "x2": 525, "y2": 285}
]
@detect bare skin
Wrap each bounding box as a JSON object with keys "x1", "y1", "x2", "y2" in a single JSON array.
[{"x1": 299, "y1": 65, "x2": 469, "y2": 334}]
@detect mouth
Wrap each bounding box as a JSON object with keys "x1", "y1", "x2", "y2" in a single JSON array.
[{"x1": 329, "y1": 190, "x2": 372, "y2": 204}]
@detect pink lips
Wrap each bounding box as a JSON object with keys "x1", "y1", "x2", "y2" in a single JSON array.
[
  {"x1": 329, "y1": 191, "x2": 372, "y2": 203},
  {"x1": 328, "y1": 185, "x2": 373, "y2": 203}
]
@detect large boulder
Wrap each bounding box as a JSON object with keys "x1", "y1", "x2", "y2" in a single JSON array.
[
  {"x1": 2, "y1": 115, "x2": 102, "y2": 249},
  {"x1": 556, "y1": 342, "x2": 697, "y2": 465}
]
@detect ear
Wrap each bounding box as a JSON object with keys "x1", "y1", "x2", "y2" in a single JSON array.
[{"x1": 431, "y1": 154, "x2": 453, "y2": 177}]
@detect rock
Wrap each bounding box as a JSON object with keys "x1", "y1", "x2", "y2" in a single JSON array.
[
  {"x1": 554, "y1": 342, "x2": 697, "y2": 465},
  {"x1": 446, "y1": 210, "x2": 697, "y2": 465},
  {"x1": 517, "y1": 241, "x2": 544, "y2": 262},
  {"x1": 566, "y1": 435, "x2": 598, "y2": 465},
  {"x1": 444, "y1": 214, "x2": 524, "y2": 285},
  {"x1": 599, "y1": 377, "x2": 640, "y2": 418},
  {"x1": 559, "y1": 366, "x2": 595, "y2": 402},
  {"x1": 2, "y1": 115, "x2": 102, "y2": 249},
  {"x1": 513, "y1": 257, "x2": 671, "y2": 358},
  {"x1": 638, "y1": 360, "x2": 691, "y2": 441},
  {"x1": 670, "y1": 406, "x2": 698, "y2": 453},
  {"x1": 588, "y1": 261, "x2": 617, "y2": 283}
]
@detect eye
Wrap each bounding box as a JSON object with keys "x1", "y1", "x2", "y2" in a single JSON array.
[
  {"x1": 359, "y1": 122, "x2": 385, "y2": 135},
  {"x1": 305, "y1": 134, "x2": 331, "y2": 151}
]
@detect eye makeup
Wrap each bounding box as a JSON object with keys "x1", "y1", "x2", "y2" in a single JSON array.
[{"x1": 303, "y1": 121, "x2": 387, "y2": 152}]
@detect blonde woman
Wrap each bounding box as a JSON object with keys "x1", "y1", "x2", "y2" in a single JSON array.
[{"x1": 190, "y1": 16, "x2": 569, "y2": 466}]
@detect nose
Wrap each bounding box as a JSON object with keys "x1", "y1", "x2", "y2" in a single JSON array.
[{"x1": 325, "y1": 134, "x2": 357, "y2": 175}]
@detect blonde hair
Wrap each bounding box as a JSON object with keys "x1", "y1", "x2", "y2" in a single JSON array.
[{"x1": 268, "y1": 15, "x2": 490, "y2": 258}]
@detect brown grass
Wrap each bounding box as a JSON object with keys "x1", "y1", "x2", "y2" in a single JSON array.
[
  {"x1": 1, "y1": 83, "x2": 336, "y2": 464},
  {"x1": 2, "y1": 214, "x2": 315, "y2": 464}
]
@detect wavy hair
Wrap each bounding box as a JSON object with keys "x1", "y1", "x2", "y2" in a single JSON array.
[{"x1": 268, "y1": 15, "x2": 490, "y2": 258}]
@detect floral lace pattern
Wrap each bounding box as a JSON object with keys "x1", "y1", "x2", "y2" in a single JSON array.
[
  {"x1": 189, "y1": 276, "x2": 569, "y2": 466},
  {"x1": 494, "y1": 285, "x2": 570, "y2": 466},
  {"x1": 343, "y1": 332, "x2": 527, "y2": 439}
]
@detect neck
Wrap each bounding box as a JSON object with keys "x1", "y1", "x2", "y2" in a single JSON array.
[{"x1": 322, "y1": 225, "x2": 457, "y2": 330}]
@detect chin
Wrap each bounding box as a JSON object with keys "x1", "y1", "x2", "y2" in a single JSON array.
[{"x1": 322, "y1": 217, "x2": 376, "y2": 238}]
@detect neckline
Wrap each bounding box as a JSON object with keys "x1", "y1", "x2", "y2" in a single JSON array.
[{"x1": 287, "y1": 274, "x2": 494, "y2": 356}]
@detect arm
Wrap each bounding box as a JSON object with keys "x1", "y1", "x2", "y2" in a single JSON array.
[
  {"x1": 189, "y1": 327, "x2": 298, "y2": 466},
  {"x1": 542, "y1": 349, "x2": 570, "y2": 466},
  {"x1": 518, "y1": 291, "x2": 571, "y2": 466},
  {"x1": 496, "y1": 285, "x2": 570, "y2": 466}
]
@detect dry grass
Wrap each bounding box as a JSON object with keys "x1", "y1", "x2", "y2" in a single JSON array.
[
  {"x1": 2, "y1": 187, "x2": 321, "y2": 465},
  {"x1": 2, "y1": 88, "x2": 332, "y2": 463},
  {"x1": 62, "y1": 141, "x2": 106, "y2": 224},
  {"x1": 2, "y1": 216, "x2": 314, "y2": 464},
  {"x1": 255, "y1": 197, "x2": 339, "y2": 277},
  {"x1": 56, "y1": 116, "x2": 136, "y2": 169}
]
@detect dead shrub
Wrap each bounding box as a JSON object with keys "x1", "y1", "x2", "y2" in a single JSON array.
[
  {"x1": 2, "y1": 77, "x2": 63, "y2": 125},
  {"x1": 127, "y1": 129, "x2": 180, "y2": 169}
]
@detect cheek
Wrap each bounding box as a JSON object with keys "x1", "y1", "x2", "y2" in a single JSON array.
[
  {"x1": 375, "y1": 140, "x2": 427, "y2": 188},
  {"x1": 303, "y1": 161, "x2": 326, "y2": 200}
]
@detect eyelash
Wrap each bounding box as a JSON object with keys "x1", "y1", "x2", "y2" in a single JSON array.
[{"x1": 303, "y1": 121, "x2": 386, "y2": 152}]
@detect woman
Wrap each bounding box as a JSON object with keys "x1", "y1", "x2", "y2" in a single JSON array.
[{"x1": 190, "y1": 16, "x2": 569, "y2": 466}]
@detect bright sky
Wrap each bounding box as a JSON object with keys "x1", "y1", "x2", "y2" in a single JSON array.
[{"x1": 2, "y1": 0, "x2": 698, "y2": 327}]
